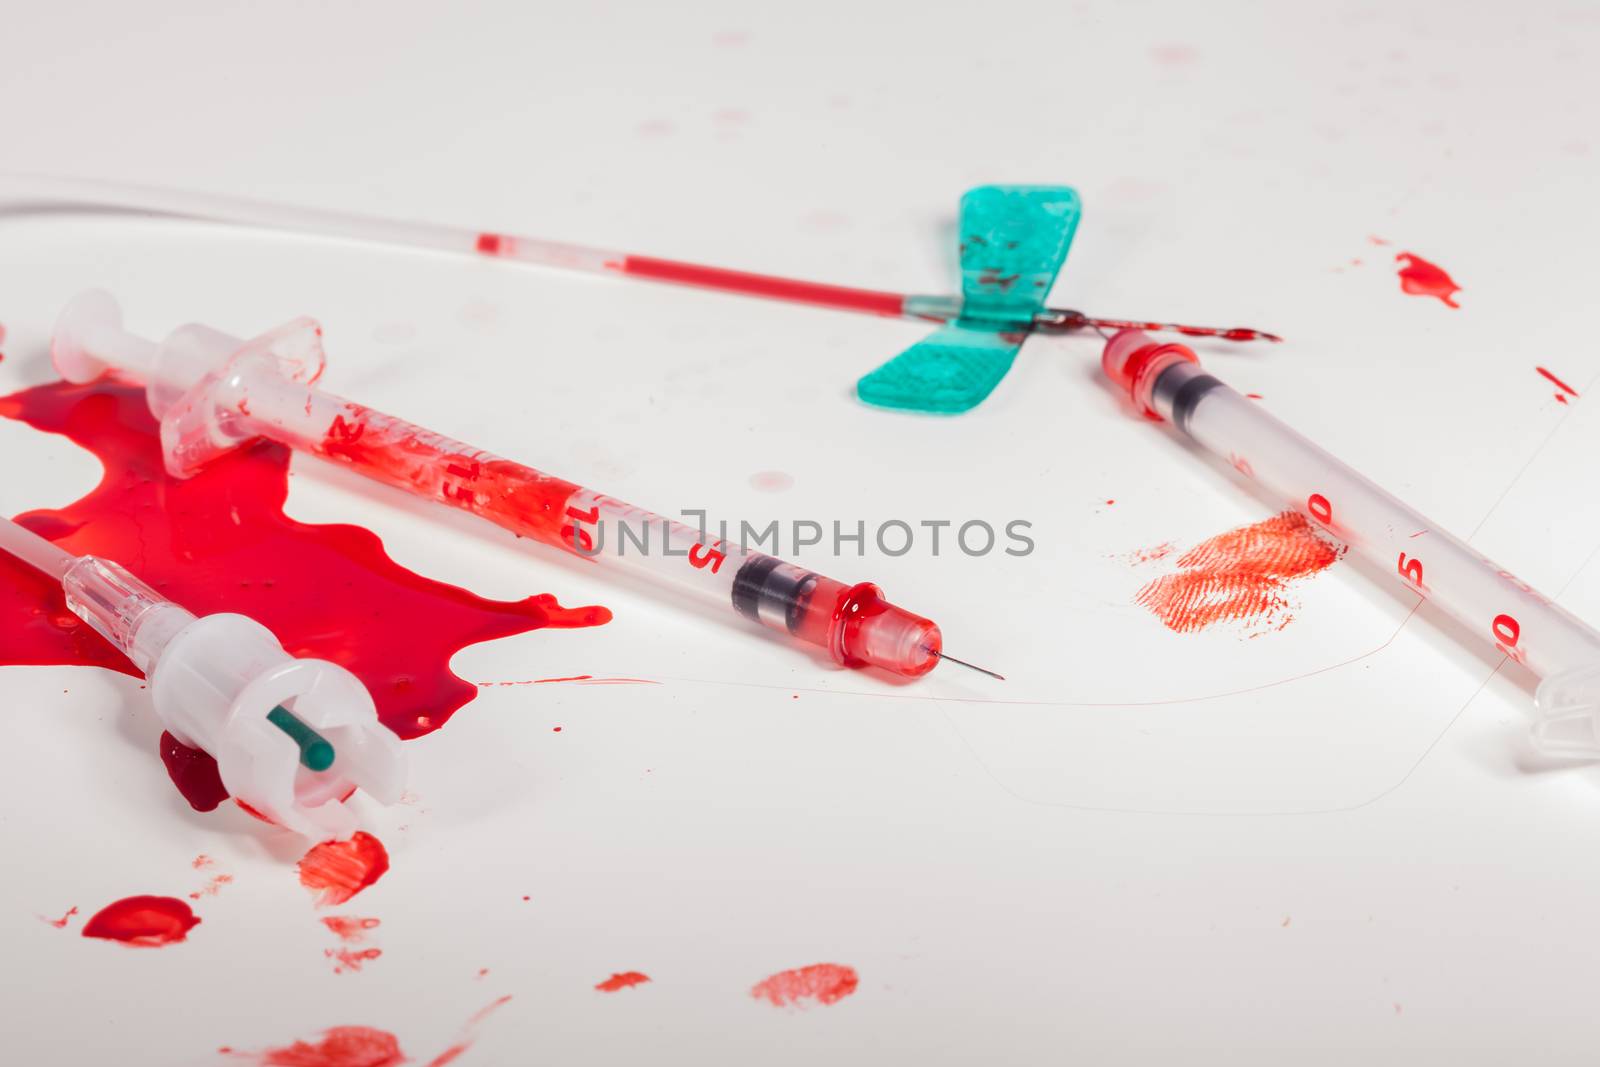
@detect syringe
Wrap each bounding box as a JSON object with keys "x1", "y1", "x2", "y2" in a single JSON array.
[
  {"x1": 0, "y1": 512, "x2": 404, "y2": 836},
  {"x1": 1101, "y1": 330, "x2": 1600, "y2": 755},
  {"x1": 0, "y1": 172, "x2": 1278, "y2": 344},
  {"x1": 51, "y1": 291, "x2": 995, "y2": 681}
]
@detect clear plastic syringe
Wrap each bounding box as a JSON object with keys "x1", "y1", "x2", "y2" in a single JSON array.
[
  {"x1": 0, "y1": 512, "x2": 404, "y2": 836},
  {"x1": 1101, "y1": 329, "x2": 1600, "y2": 756},
  {"x1": 51, "y1": 291, "x2": 995, "y2": 681}
]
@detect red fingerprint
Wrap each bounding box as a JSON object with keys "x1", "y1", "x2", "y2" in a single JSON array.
[
  {"x1": 299, "y1": 832, "x2": 390, "y2": 907},
  {"x1": 1135, "y1": 511, "x2": 1342, "y2": 633},
  {"x1": 1395, "y1": 252, "x2": 1461, "y2": 308},
  {"x1": 750, "y1": 963, "x2": 860, "y2": 1007},
  {"x1": 81, "y1": 895, "x2": 200, "y2": 947}
]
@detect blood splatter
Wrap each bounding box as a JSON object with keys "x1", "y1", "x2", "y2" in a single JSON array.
[
  {"x1": 231, "y1": 1026, "x2": 405, "y2": 1067},
  {"x1": 1135, "y1": 511, "x2": 1343, "y2": 634},
  {"x1": 319, "y1": 917, "x2": 383, "y2": 974},
  {"x1": 193, "y1": 854, "x2": 215, "y2": 869},
  {"x1": 40, "y1": 905, "x2": 78, "y2": 929},
  {"x1": 321, "y1": 916, "x2": 381, "y2": 942},
  {"x1": 1537, "y1": 366, "x2": 1580, "y2": 402},
  {"x1": 326, "y1": 947, "x2": 383, "y2": 974},
  {"x1": 81, "y1": 895, "x2": 200, "y2": 947},
  {"x1": 189, "y1": 874, "x2": 233, "y2": 900},
  {"x1": 1126, "y1": 541, "x2": 1177, "y2": 566},
  {"x1": 750, "y1": 963, "x2": 860, "y2": 1008},
  {"x1": 1395, "y1": 252, "x2": 1461, "y2": 308},
  {"x1": 595, "y1": 971, "x2": 651, "y2": 993},
  {"x1": 0, "y1": 381, "x2": 610, "y2": 806},
  {"x1": 228, "y1": 998, "x2": 509, "y2": 1067},
  {"x1": 299, "y1": 832, "x2": 390, "y2": 906}
]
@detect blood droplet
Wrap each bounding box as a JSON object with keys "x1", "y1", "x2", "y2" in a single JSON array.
[
  {"x1": 1395, "y1": 252, "x2": 1461, "y2": 308},
  {"x1": 160, "y1": 731, "x2": 229, "y2": 811},
  {"x1": 81, "y1": 895, "x2": 200, "y2": 947}
]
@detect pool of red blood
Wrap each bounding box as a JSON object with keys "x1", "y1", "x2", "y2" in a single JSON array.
[{"x1": 0, "y1": 380, "x2": 610, "y2": 808}]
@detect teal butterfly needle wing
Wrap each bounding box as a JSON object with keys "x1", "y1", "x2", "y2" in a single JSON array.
[{"x1": 856, "y1": 185, "x2": 1081, "y2": 414}]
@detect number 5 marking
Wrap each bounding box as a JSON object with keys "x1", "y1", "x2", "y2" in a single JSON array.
[{"x1": 1397, "y1": 552, "x2": 1424, "y2": 590}]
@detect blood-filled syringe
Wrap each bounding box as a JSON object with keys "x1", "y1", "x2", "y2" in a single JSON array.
[
  {"x1": 51, "y1": 290, "x2": 996, "y2": 681},
  {"x1": 1101, "y1": 330, "x2": 1600, "y2": 755}
]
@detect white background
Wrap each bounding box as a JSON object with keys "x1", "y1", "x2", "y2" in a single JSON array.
[{"x1": 2, "y1": 1, "x2": 1600, "y2": 1063}]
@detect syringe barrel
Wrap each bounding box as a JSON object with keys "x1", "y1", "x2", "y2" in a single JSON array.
[
  {"x1": 62, "y1": 555, "x2": 196, "y2": 674},
  {"x1": 221, "y1": 368, "x2": 943, "y2": 676},
  {"x1": 55, "y1": 291, "x2": 948, "y2": 679},
  {"x1": 1106, "y1": 330, "x2": 1600, "y2": 680}
]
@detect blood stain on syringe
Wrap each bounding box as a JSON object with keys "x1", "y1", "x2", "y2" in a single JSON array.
[
  {"x1": 1134, "y1": 511, "x2": 1343, "y2": 634},
  {"x1": 1395, "y1": 252, "x2": 1461, "y2": 308},
  {"x1": 0, "y1": 381, "x2": 611, "y2": 809}
]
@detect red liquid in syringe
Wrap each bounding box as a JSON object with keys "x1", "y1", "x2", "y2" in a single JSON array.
[
  {"x1": 241, "y1": 380, "x2": 947, "y2": 678},
  {"x1": 53, "y1": 292, "x2": 998, "y2": 682}
]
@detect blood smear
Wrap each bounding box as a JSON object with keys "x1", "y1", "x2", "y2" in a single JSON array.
[
  {"x1": 81, "y1": 895, "x2": 200, "y2": 947},
  {"x1": 750, "y1": 963, "x2": 860, "y2": 1007},
  {"x1": 299, "y1": 832, "x2": 390, "y2": 907},
  {"x1": 1395, "y1": 252, "x2": 1461, "y2": 308},
  {"x1": 595, "y1": 971, "x2": 651, "y2": 993},
  {"x1": 1135, "y1": 511, "x2": 1342, "y2": 634},
  {"x1": 321, "y1": 916, "x2": 381, "y2": 942},
  {"x1": 235, "y1": 1026, "x2": 405, "y2": 1067},
  {"x1": 326, "y1": 947, "x2": 383, "y2": 974}
]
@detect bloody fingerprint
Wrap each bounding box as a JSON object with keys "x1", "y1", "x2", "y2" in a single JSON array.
[
  {"x1": 750, "y1": 963, "x2": 860, "y2": 1007},
  {"x1": 1135, "y1": 511, "x2": 1343, "y2": 633}
]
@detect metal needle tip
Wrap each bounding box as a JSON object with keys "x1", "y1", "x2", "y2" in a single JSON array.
[{"x1": 934, "y1": 650, "x2": 1006, "y2": 681}]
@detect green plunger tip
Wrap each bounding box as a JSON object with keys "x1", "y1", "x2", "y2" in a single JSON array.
[{"x1": 267, "y1": 705, "x2": 337, "y2": 772}]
